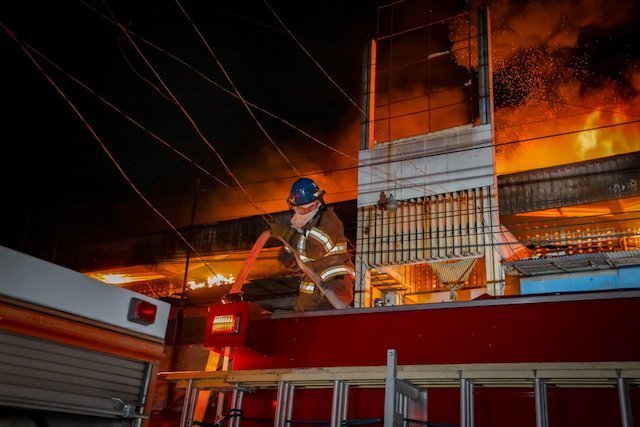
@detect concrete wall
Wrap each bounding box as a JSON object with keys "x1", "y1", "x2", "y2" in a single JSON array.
[
  {"x1": 357, "y1": 124, "x2": 494, "y2": 207},
  {"x1": 355, "y1": 124, "x2": 505, "y2": 307}
]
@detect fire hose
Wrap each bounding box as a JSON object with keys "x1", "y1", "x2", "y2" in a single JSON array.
[{"x1": 222, "y1": 230, "x2": 349, "y2": 309}]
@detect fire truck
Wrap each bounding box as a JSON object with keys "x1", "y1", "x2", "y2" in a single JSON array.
[
  {"x1": 158, "y1": 279, "x2": 640, "y2": 426},
  {"x1": 0, "y1": 245, "x2": 170, "y2": 426}
]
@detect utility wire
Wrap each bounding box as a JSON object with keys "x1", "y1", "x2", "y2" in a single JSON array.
[
  {"x1": 9, "y1": 11, "x2": 363, "y2": 225},
  {"x1": 114, "y1": 33, "x2": 176, "y2": 105},
  {"x1": 19, "y1": 38, "x2": 276, "y2": 219},
  {"x1": 7, "y1": 3, "x2": 637, "y2": 295},
  {"x1": 174, "y1": 0, "x2": 301, "y2": 178},
  {"x1": 262, "y1": 0, "x2": 366, "y2": 117},
  {"x1": 1, "y1": 21, "x2": 222, "y2": 279},
  {"x1": 13, "y1": 30, "x2": 636, "y2": 224},
  {"x1": 14, "y1": 35, "x2": 636, "y2": 226},
  {"x1": 103, "y1": 5, "x2": 272, "y2": 225},
  {"x1": 106, "y1": 5, "x2": 640, "y2": 242},
  {"x1": 79, "y1": 1, "x2": 446, "y2": 206}
]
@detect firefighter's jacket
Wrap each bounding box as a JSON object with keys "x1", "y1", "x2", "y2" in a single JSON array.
[{"x1": 281, "y1": 206, "x2": 354, "y2": 311}]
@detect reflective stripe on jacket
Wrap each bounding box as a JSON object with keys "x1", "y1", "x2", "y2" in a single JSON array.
[{"x1": 286, "y1": 207, "x2": 355, "y2": 305}]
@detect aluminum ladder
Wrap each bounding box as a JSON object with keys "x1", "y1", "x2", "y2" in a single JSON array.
[{"x1": 161, "y1": 350, "x2": 638, "y2": 427}]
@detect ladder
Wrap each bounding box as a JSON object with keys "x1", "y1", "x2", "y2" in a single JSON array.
[{"x1": 159, "y1": 349, "x2": 639, "y2": 427}]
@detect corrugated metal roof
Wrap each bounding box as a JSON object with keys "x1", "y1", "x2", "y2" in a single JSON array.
[{"x1": 503, "y1": 250, "x2": 640, "y2": 276}]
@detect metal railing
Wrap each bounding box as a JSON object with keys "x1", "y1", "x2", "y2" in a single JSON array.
[{"x1": 159, "y1": 350, "x2": 639, "y2": 427}]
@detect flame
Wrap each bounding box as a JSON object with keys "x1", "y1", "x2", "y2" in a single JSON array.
[
  {"x1": 86, "y1": 267, "x2": 167, "y2": 285},
  {"x1": 496, "y1": 102, "x2": 640, "y2": 174},
  {"x1": 186, "y1": 0, "x2": 638, "y2": 226},
  {"x1": 90, "y1": 273, "x2": 134, "y2": 284},
  {"x1": 575, "y1": 110, "x2": 639, "y2": 159},
  {"x1": 502, "y1": 196, "x2": 640, "y2": 257},
  {"x1": 188, "y1": 273, "x2": 234, "y2": 290},
  {"x1": 514, "y1": 204, "x2": 614, "y2": 219},
  {"x1": 487, "y1": 0, "x2": 640, "y2": 175},
  {"x1": 445, "y1": 1, "x2": 640, "y2": 175}
]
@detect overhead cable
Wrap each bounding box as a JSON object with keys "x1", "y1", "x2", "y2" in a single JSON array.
[
  {"x1": 174, "y1": 0, "x2": 301, "y2": 178},
  {"x1": 1, "y1": 21, "x2": 223, "y2": 279},
  {"x1": 261, "y1": 0, "x2": 366, "y2": 117}
]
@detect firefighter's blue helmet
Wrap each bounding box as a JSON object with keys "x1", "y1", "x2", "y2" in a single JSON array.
[{"x1": 287, "y1": 178, "x2": 324, "y2": 206}]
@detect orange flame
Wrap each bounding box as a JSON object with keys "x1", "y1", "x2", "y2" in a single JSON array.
[{"x1": 496, "y1": 100, "x2": 640, "y2": 175}]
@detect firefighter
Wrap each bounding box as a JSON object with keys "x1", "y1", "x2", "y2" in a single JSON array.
[{"x1": 270, "y1": 178, "x2": 354, "y2": 311}]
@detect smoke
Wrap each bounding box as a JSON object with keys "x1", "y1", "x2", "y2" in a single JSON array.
[
  {"x1": 194, "y1": 112, "x2": 362, "y2": 223},
  {"x1": 449, "y1": 0, "x2": 640, "y2": 174},
  {"x1": 487, "y1": 0, "x2": 635, "y2": 62}
]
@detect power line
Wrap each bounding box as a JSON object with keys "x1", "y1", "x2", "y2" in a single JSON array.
[
  {"x1": 10, "y1": 36, "x2": 638, "y2": 221},
  {"x1": 71, "y1": 1, "x2": 453, "y2": 206},
  {"x1": 10, "y1": 37, "x2": 637, "y2": 221},
  {"x1": 114, "y1": 33, "x2": 176, "y2": 105},
  {"x1": 1, "y1": 20, "x2": 223, "y2": 279},
  {"x1": 261, "y1": 0, "x2": 366, "y2": 117},
  {"x1": 23, "y1": 42, "x2": 230, "y2": 188},
  {"x1": 174, "y1": 0, "x2": 301, "y2": 178},
  {"x1": 103, "y1": 4, "x2": 272, "y2": 226}
]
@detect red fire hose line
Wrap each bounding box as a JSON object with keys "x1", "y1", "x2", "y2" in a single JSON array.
[{"x1": 224, "y1": 230, "x2": 349, "y2": 310}]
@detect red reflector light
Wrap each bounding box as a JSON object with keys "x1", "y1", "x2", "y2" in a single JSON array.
[
  {"x1": 210, "y1": 314, "x2": 240, "y2": 334},
  {"x1": 128, "y1": 298, "x2": 157, "y2": 325}
]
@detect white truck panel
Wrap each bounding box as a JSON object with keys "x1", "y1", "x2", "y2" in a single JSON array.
[{"x1": 0, "y1": 245, "x2": 170, "y2": 340}]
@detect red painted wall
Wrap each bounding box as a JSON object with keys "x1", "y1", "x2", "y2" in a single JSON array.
[{"x1": 232, "y1": 296, "x2": 640, "y2": 369}]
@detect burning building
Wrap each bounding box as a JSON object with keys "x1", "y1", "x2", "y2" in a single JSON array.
[{"x1": 354, "y1": 0, "x2": 640, "y2": 306}]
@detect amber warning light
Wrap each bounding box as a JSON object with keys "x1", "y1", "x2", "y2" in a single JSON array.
[
  {"x1": 204, "y1": 302, "x2": 261, "y2": 351},
  {"x1": 210, "y1": 314, "x2": 240, "y2": 334},
  {"x1": 128, "y1": 298, "x2": 157, "y2": 325}
]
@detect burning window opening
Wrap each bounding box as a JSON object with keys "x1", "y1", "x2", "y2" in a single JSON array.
[
  {"x1": 90, "y1": 273, "x2": 134, "y2": 285},
  {"x1": 371, "y1": 9, "x2": 481, "y2": 145}
]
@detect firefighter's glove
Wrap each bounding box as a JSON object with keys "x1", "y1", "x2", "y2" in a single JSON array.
[
  {"x1": 277, "y1": 247, "x2": 298, "y2": 271},
  {"x1": 269, "y1": 220, "x2": 292, "y2": 240}
]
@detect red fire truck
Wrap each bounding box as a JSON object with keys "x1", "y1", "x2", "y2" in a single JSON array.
[
  {"x1": 159, "y1": 289, "x2": 640, "y2": 426},
  {"x1": 0, "y1": 245, "x2": 170, "y2": 426}
]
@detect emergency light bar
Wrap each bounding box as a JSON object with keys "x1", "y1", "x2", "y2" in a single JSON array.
[{"x1": 127, "y1": 298, "x2": 157, "y2": 325}]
